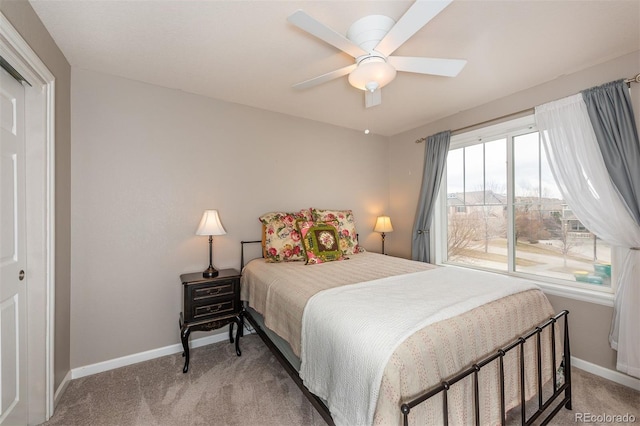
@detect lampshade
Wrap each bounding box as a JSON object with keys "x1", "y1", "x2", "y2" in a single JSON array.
[
  {"x1": 348, "y1": 57, "x2": 397, "y2": 92},
  {"x1": 196, "y1": 210, "x2": 226, "y2": 236},
  {"x1": 374, "y1": 216, "x2": 394, "y2": 233}
]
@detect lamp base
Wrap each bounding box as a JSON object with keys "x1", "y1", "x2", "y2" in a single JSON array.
[{"x1": 203, "y1": 266, "x2": 219, "y2": 278}]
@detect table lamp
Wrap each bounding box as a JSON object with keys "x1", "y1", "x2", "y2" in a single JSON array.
[
  {"x1": 196, "y1": 209, "x2": 226, "y2": 277},
  {"x1": 374, "y1": 216, "x2": 393, "y2": 255}
]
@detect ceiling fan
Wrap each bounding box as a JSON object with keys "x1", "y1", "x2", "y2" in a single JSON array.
[{"x1": 288, "y1": 0, "x2": 467, "y2": 108}]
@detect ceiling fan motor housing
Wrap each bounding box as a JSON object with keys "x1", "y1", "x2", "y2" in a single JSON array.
[{"x1": 346, "y1": 15, "x2": 395, "y2": 52}]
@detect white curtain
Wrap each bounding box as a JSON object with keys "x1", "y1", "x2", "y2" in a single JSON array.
[{"x1": 535, "y1": 94, "x2": 640, "y2": 378}]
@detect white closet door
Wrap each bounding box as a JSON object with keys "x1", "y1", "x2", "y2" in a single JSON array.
[{"x1": 0, "y1": 66, "x2": 28, "y2": 425}]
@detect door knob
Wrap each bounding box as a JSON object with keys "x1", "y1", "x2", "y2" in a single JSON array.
[{"x1": 18, "y1": 270, "x2": 25, "y2": 281}]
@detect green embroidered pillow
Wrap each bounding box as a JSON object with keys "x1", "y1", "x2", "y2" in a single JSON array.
[
  {"x1": 311, "y1": 208, "x2": 360, "y2": 255},
  {"x1": 296, "y1": 220, "x2": 345, "y2": 265}
]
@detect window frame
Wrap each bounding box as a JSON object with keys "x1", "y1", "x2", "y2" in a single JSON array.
[{"x1": 430, "y1": 115, "x2": 615, "y2": 307}]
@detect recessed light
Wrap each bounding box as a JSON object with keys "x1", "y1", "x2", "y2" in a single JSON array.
[{"x1": 364, "y1": 129, "x2": 370, "y2": 134}]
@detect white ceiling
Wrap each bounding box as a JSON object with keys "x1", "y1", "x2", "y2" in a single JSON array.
[{"x1": 29, "y1": 0, "x2": 639, "y2": 136}]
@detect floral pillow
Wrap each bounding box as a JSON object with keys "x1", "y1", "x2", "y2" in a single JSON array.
[
  {"x1": 259, "y1": 210, "x2": 312, "y2": 262},
  {"x1": 296, "y1": 220, "x2": 345, "y2": 265},
  {"x1": 311, "y1": 208, "x2": 360, "y2": 255}
]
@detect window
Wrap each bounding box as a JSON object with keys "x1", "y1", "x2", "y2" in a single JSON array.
[{"x1": 435, "y1": 117, "x2": 612, "y2": 292}]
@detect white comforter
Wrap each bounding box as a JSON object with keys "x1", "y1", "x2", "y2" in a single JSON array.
[{"x1": 299, "y1": 266, "x2": 539, "y2": 426}]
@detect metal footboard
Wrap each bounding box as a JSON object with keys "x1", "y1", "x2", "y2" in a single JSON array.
[{"x1": 400, "y1": 310, "x2": 571, "y2": 426}]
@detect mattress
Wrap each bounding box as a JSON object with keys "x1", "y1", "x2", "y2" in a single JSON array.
[{"x1": 241, "y1": 252, "x2": 435, "y2": 357}]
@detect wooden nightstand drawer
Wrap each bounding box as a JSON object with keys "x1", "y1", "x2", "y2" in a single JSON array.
[
  {"x1": 193, "y1": 298, "x2": 238, "y2": 320},
  {"x1": 190, "y1": 279, "x2": 236, "y2": 302}
]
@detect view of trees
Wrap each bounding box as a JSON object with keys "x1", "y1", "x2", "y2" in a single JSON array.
[
  {"x1": 447, "y1": 212, "x2": 478, "y2": 257},
  {"x1": 447, "y1": 191, "x2": 598, "y2": 273}
]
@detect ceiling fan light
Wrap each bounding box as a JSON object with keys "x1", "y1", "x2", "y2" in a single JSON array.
[{"x1": 348, "y1": 60, "x2": 396, "y2": 91}]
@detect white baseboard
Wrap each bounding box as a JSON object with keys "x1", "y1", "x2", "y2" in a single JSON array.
[
  {"x1": 71, "y1": 326, "x2": 251, "y2": 380},
  {"x1": 53, "y1": 370, "x2": 72, "y2": 410},
  {"x1": 572, "y1": 356, "x2": 640, "y2": 391}
]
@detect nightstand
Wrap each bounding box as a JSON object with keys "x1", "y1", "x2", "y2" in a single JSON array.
[{"x1": 179, "y1": 269, "x2": 242, "y2": 373}]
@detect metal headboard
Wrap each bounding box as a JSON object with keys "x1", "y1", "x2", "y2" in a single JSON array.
[{"x1": 240, "y1": 240, "x2": 262, "y2": 270}]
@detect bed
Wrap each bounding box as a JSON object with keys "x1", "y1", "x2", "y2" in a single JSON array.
[{"x1": 239, "y1": 209, "x2": 571, "y2": 426}]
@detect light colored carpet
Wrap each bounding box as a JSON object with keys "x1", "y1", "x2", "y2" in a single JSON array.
[
  {"x1": 42, "y1": 334, "x2": 639, "y2": 425},
  {"x1": 43, "y1": 334, "x2": 326, "y2": 426}
]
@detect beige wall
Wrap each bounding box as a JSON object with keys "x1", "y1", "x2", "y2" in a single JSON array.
[
  {"x1": 0, "y1": 1, "x2": 72, "y2": 392},
  {"x1": 70, "y1": 68, "x2": 390, "y2": 368},
  {"x1": 387, "y1": 51, "x2": 640, "y2": 373}
]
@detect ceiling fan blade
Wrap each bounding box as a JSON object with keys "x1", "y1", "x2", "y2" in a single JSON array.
[
  {"x1": 375, "y1": 0, "x2": 453, "y2": 57},
  {"x1": 292, "y1": 64, "x2": 357, "y2": 90},
  {"x1": 365, "y1": 89, "x2": 382, "y2": 108},
  {"x1": 288, "y1": 10, "x2": 368, "y2": 58},
  {"x1": 389, "y1": 56, "x2": 467, "y2": 77}
]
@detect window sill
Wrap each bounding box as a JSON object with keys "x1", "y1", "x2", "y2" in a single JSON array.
[
  {"x1": 535, "y1": 280, "x2": 614, "y2": 307},
  {"x1": 438, "y1": 262, "x2": 614, "y2": 307}
]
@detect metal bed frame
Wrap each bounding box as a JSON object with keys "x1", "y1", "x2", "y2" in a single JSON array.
[{"x1": 240, "y1": 240, "x2": 572, "y2": 426}]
